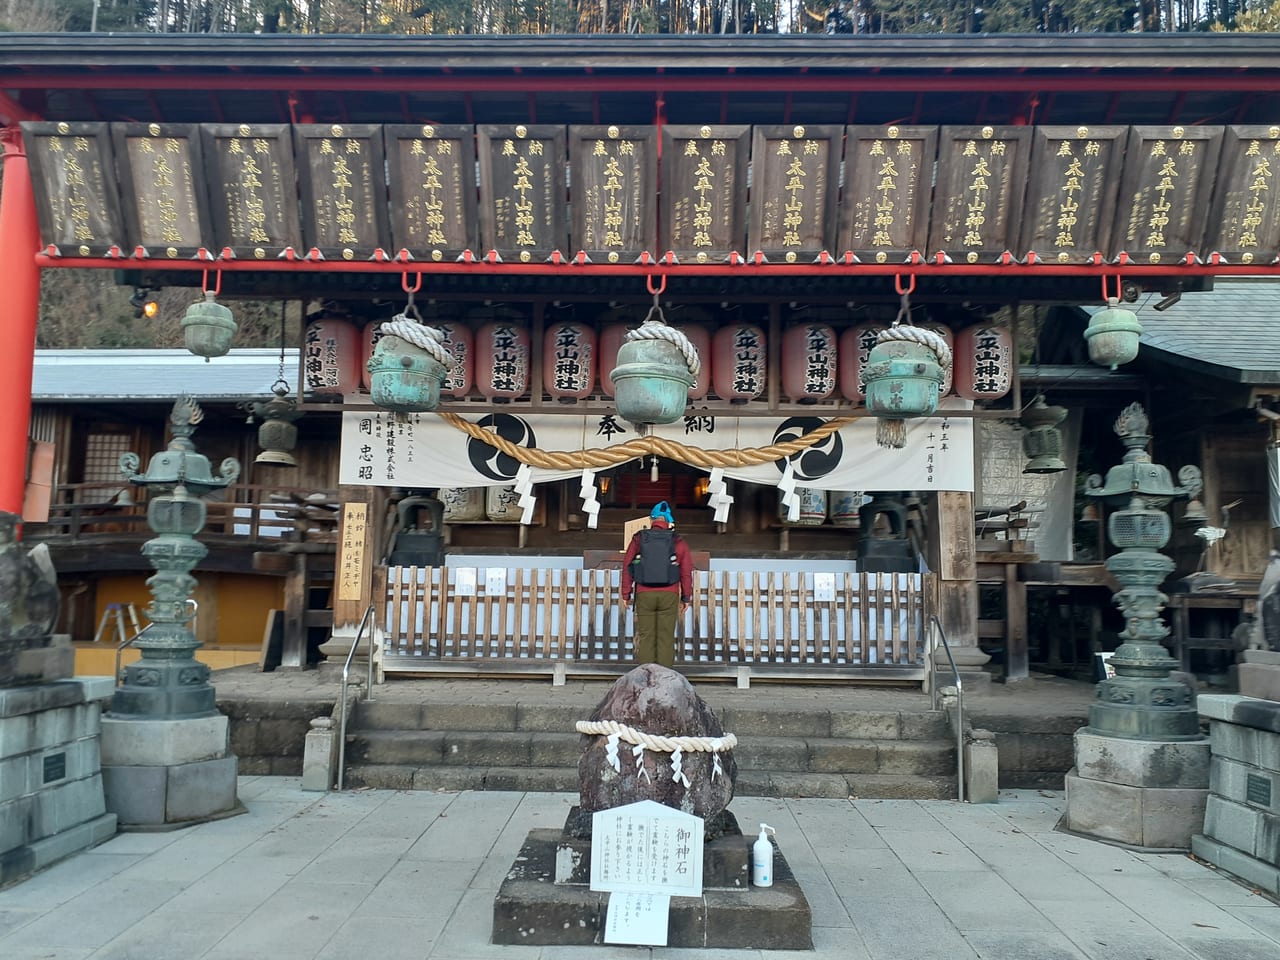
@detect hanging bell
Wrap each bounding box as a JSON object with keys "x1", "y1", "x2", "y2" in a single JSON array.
[
  {"x1": 367, "y1": 316, "x2": 454, "y2": 414},
  {"x1": 863, "y1": 328, "x2": 947, "y2": 448},
  {"x1": 181, "y1": 291, "x2": 238, "y2": 360},
  {"x1": 1083, "y1": 298, "x2": 1142, "y2": 370},
  {"x1": 251, "y1": 383, "x2": 300, "y2": 468},
  {"x1": 610, "y1": 308, "x2": 700, "y2": 425},
  {"x1": 1020, "y1": 395, "x2": 1067, "y2": 474}
]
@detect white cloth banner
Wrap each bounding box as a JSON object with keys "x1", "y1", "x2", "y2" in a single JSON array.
[{"x1": 339, "y1": 399, "x2": 974, "y2": 492}]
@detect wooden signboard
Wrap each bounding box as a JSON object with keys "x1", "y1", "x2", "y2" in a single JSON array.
[
  {"x1": 293, "y1": 123, "x2": 391, "y2": 259},
  {"x1": 385, "y1": 123, "x2": 478, "y2": 261},
  {"x1": 1110, "y1": 125, "x2": 1224, "y2": 264},
  {"x1": 839, "y1": 125, "x2": 936, "y2": 262},
  {"x1": 748, "y1": 124, "x2": 842, "y2": 259},
  {"x1": 110, "y1": 122, "x2": 211, "y2": 258},
  {"x1": 20, "y1": 121, "x2": 125, "y2": 257},
  {"x1": 477, "y1": 124, "x2": 567, "y2": 261},
  {"x1": 1019, "y1": 125, "x2": 1126, "y2": 263},
  {"x1": 1204, "y1": 125, "x2": 1280, "y2": 265},
  {"x1": 928, "y1": 126, "x2": 1032, "y2": 263},
  {"x1": 660, "y1": 125, "x2": 749, "y2": 262},
  {"x1": 337, "y1": 502, "x2": 369, "y2": 602},
  {"x1": 200, "y1": 123, "x2": 301, "y2": 258},
  {"x1": 569, "y1": 125, "x2": 657, "y2": 262}
]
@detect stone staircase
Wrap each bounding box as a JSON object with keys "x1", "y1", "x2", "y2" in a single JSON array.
[{"x1": 342, "y1": 697, "x2": 959, "y2": 799}]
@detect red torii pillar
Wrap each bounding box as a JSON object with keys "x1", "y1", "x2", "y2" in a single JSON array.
[{"x1": 0, "y1": 127, "x2": 42, "y2": 518}]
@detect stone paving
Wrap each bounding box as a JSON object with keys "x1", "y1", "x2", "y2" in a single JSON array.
[{"x1": 2, "y1": 776, "x2": 1278, "y2": 960}]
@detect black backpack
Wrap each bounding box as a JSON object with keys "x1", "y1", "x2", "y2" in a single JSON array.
[{"x1": 632, "y1": 528, "x2": 681, "y2": 586}]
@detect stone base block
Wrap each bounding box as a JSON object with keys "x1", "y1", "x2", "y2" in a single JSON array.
[
  {"x1": 1192, "y1": 833, "x2": 1280, "y2": 898},
  {"x1": 1073, "y1": 730, "x2": 1210, "y2": 789},
  {"x1": 493, "y1": 828, "x2": 811, "y2": 949},
  {"x1": 102, "y1": 754, "x2": 242, "y2": 829},
  {"x1": 100, "y1": 715, "x2": 229, "y2": 767},
  {"x1": 1, "y1": 812, "x2": 116, "y2": 889},
  {"x1": 1064, "y1": 770, "x2": 1207, "y2": 850},
  {"x1": 1238, "y1": 663, "x2": 1280, "y2": 703}
]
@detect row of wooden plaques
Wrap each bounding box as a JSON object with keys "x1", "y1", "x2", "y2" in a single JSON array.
[{"x1": 21, "y1": 120, "x2": 1280, "y2": 265}]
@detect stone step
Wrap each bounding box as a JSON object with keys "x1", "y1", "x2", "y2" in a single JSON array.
[
  {"x1": 350, "y1": 700, "x2": 950, "y2": 741},
  {"x1": 347, "y1": 729, "x2": 954, "y2": 777},
  {"x1": 343, "y1": 763, "x2": 957, "y2": 800}
]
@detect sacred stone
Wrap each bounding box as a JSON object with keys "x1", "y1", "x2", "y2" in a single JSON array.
[{"x1": 576, "y1": 664, "x2": 736, "y2": 824}]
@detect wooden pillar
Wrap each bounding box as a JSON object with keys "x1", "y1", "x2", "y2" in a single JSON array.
[
  {"x1": 926, "y1": 491, "x2": 989, "y2": 669},
  {"x1": 1005, "y1": 562, "x2": 1029, "y2": 680},
  {"x1": 0, "y1": 128, "x2": 42, "y2": 518}
]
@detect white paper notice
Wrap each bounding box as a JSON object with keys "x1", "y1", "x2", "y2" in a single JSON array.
[
  {"x1": 604, "y1": 892, "x2": 670, "y2": 946},
  {"x1": 590, "y1": 800, "x2": 704, "y2": 896}
]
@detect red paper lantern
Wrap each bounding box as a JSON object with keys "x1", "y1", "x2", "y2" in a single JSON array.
[
  {"x1": 360, "y1": 321, "x2": 384, "y2": 390},
  {"x1": 712, "y1": 324, "x2": 767, "y2": 401},
  {"x1": 598, "y1": 322, "x2": 630, "y2": 398},
  {"x1": 475, "y1": 321, "x2": 531, "y2": 400},
  {"x1": 954, "y1": 323, "x2": 1014, "y2": 400},
  {"x1": 438, "y1": 322, "x2": 474, "y2": 398},
  {"x1": 684, "y1": 324, "x2": 712, "y2": 401},
  {"x1": 303, "y1": 317, "x2": 361, "y2": 397},
  {"x1": 838, "y1": 322, "x2": 887, "y2": 403},
  {"x1": 782, "y1": 323, "x2": 837, "y2": 402},
  {"x1": 544, "y1": 321, "x2": 596, "y2": 401}
]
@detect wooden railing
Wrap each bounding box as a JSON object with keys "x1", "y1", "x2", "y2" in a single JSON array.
[
  {"x1": 383, "y1": 566, "x2": 933, "y2": 680},
  {"x1": 26, "y1": 483, "x2": 338, "y2": 548}
]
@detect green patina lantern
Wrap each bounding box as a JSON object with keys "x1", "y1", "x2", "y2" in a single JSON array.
[
  {"x1": 181, "y1": 290, "x2": 238, "y2": 360},
  {"x1": 1021, "y1": 394, "x2": 1068, "y2": 474},
  {"x1": 1084, "y1": 298, "x2": 1143, "y2": 370},
  {"x1": 610, "y1": 304, "x2": 700, "y2": 425},
  {"x1": 863, "y1": 324, "x2": 951, "y2": 449},
  {"x1": 368, "y1": 312, "x2": 455, "y2": 414}
]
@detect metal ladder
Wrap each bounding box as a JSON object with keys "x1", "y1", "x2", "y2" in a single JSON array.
[{"x1": 93, "y1": 602, "x2": 141, "y2": 646}]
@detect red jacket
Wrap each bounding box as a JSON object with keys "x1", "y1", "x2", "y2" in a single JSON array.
[{"x1": 621, "y1": 518, "x2": 694, "y2": 602}]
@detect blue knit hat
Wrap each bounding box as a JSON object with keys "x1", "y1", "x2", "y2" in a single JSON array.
[{"x1": 650, "y1": 501, "x2": 674, "y2": 524}]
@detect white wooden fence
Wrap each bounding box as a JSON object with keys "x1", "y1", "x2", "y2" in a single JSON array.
[{"x1": 381, "y1": 566, "x2": 933, "y2": 679}]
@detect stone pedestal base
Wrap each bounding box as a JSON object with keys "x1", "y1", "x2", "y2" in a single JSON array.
[
  {"x1": 493, "y1": 818, "x2": 811, "y2": 949},
  {"x1": 1062, "y1": 730, "x2": 1209, "y2": 850},
  {"x1": 1192, "y1": 695, "x2": 1280, "y2": 896},
  {"x1": 100, "y1": 714, "x2": 242, "y2": 829},
  {"x1": 0, "y1": 677, "x2": 117, "y2": 887},
  {"x1": 1237, "y1": 650, "x2": 1280, "y2": 701}
]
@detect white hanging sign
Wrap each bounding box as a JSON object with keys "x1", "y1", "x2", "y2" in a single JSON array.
[{"x1": 339, "y1": 399, "x2": 974, "y2": 493}]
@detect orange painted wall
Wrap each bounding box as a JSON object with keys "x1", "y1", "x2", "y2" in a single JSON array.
[{"x1": 92, "y1": 572, "x2": 283, "y2": 648}]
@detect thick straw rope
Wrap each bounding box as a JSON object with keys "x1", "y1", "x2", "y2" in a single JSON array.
[
  {"x1": 380, "y1": 316, "x2": 455, "y2": 366},
  {"x1": 876, "y1": 324, "x2": 953, "y2": 369},
  {"x1": 624, "y1": 313, "x2": 702, "y2": 376},
  {"x1": 438, "y1": 411, "x2": 854, "y2": 470},
  {"x1": 576, "y1": 719, "x2": 737, "y2": 754}
]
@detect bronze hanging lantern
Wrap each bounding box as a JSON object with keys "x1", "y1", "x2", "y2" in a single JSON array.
[
  {"x1": 862, "y1": 287, "x2": 951, "y2": 449},
  {"x1": 367, "y1": 287, "x2": 455, "y2": 414},
  {"x1": 249, "y1": 381, "x2": 300, "y2": 468},
  {"x1": 181, "y1": 290, "x2": 238, "y2": 360},
  {"x1": 1021, "y1": 394, "x2": 1067, "y2": 474},
  {"x1": 610, "y1": 292, "x2": 700, "y2": 426},
  {"x1": 1083, "y1": 297, "x2": 1142, "y2": 370}
]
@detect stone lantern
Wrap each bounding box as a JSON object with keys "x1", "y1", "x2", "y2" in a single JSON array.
[
  {"x1": 610, "y1": 304, "x2": 700, "y2": 425},
  {"x1": 1083, "y1": 298, "x2": 1143, "y2": 370},
  {"x1": 181, "y1": 290, "x2": 238, "y2": 360},
  {"x1": 1020, "y1": 394, "x2": 1067, "y2": 474},
  {"x1": 1063, "y1": 402, "x2": 1209, "y2": 849},
  {"x1": 100, "y1": 397, "x2": 243, "y2": 827}
]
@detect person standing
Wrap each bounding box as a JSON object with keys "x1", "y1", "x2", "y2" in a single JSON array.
[{"x1": 620, "y1": 501, "x2": 694, "y2": 668}]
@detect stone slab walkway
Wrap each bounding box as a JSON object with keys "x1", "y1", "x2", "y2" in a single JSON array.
[{"x1": 2, "y1": 777, "x2": 1277, "y2": 960}]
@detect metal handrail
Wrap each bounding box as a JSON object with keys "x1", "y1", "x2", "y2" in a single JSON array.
[
  {"x1": 929, "y1": 614, "x2": 965, "y2": 803},
  {"x1": 113, "y1": 598, "x2": 198, "y2": 685},
  {"x1": 337, "y1": 604, "x2": 378, "y2": 791}
]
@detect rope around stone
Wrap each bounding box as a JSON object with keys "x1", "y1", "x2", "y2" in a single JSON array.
[
  {"x1": 438, "y1": 412, "x2": 854, "y2": 470},
  {"x1": 624, "y1": 311, "x2": 702, "y2": 376},
  {"x1": 380, "y1": 317, "x2": 455, "y2": 366},
  {"x1": 575, "y1": 719, "x2": 737, "y2": 754}
]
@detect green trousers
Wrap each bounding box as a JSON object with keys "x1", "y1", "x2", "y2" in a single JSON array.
[{"x1": 633, "y1": 590, "x2": 680, "y2": 668}]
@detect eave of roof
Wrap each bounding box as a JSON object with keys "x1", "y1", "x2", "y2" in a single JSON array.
[{"x1": 31, "y1": 348, "x2": 300, "y2": 401}]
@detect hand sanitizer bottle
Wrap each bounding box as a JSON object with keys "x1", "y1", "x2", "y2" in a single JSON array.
[{"x1": 752, "y1": 823, "x2": 776, "y2": 887}]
